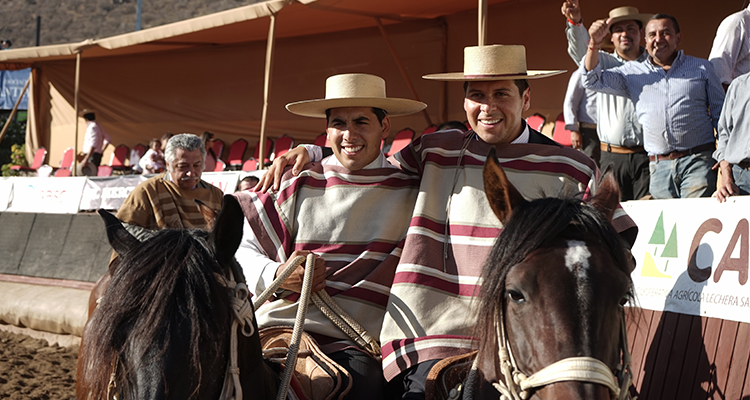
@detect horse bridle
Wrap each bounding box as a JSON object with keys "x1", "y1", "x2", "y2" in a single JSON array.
[{"x1": 464, "y1": 307, "x2": 633, "y2": 400}]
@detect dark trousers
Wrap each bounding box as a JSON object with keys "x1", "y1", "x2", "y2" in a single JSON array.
[
  {"x1": 386, "y1": 359, "x2": 440, "y2": 400},
  {"x1": 329, "y1": 348, "x2": 386, "y2": 400},
  {"x1": 599, "y1": 150, "x2": 650, "y2": 201},
  {"x1": 579, "y1": 126, "x2": 601, "y2": 166},
  {"x1": 90, "y1": 152, "x2": 103, "y2": 166}
]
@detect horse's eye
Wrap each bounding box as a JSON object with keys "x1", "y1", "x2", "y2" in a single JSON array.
[
  {"x1": 507, "y1": 289, "x2": 525, "y2": 304},
  {"x1": 619, "y1": 295, "x2": 630, "y2": 307}
]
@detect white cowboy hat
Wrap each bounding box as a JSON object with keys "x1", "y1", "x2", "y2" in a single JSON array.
[
  {"x1": 422, "y1": 45, "x2": 565, "y2": 81},
  {"x1": 285, "y1": 73, "x2": 427, "y2": 118},
  {"x1": 607, "y1": 6, "x2": 652, "y2": 27}
]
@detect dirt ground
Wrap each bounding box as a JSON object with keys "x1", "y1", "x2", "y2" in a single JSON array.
[{"x1": 0, "y1": 330, "x2": 77, "y2": 400}]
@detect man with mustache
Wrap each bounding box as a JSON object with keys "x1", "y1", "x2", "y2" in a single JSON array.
[
  {"x1": 583, "y1": 14, "x2": 725, "y2": 199},
  {"x1": 115, "y1": 133, "x2": 224, "y2": 235},
  {"x1": 562, "y1": 1, "x2": 651, "y2": 200}
]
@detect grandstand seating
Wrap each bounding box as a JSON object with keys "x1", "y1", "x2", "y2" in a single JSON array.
[
  {"x1": 526, "y1": 113, "x2": 546, "y2": 132},
  {"x1": 11, "y1": 147, "x2": 47, "y2": 175},
  {"x1": 272, "y1": 135, "x2": 295, "y2": 160},
  {"x1": 228, "y1": 139, "x2": 249, "y2": 170},
  {"x1": 242, "y1": 158, "x2": 258, "y2": 171},
  {"x1": 386, "y1": 128, "x2": 415, "y2": 157},
  {"x1": 551, "y1": 113, "x2": 573, "y2": 147}
]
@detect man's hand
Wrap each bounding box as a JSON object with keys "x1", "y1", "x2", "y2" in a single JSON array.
[
  {"x1": 561, "y1": 0, "x2": 582, "y2": 24},
  {"x1": 570, "y1": 131, "x2": 583, "y2": 150},
  {"x1": 713, "y1": 160, "x2": 740, "y2": 203},
  {"x1": 588, "y1": 18, "x2": 611, "y2": 47},
  {"x1": 254, "y1": 146, "x2": 311, "y2": 193},
  {"x1": 276, "y1": 250, "x2": 327, "y2": 293}
]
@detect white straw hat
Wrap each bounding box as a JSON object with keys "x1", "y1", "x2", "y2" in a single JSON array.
[
  {"x1": 423, "y1": 45, "x2": 565, "y2": 81},
  {"x1": 607, "y1": 6, "x2": 652, "y2": 27},
  {"x1": 286, "y1": 73, "x2": 427, "y2": 118}
]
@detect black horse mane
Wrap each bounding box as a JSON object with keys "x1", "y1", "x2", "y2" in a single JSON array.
[
  {"x1": 80, "y1": 227, "x2": 232, "y2": 399},
  {"x1": 473, "y1": 196, "x2": 633, "y2": 378}
]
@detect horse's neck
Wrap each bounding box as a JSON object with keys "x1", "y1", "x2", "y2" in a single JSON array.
[{"x1": 238, "y1": 328, "x2": 279, "y2": 400}]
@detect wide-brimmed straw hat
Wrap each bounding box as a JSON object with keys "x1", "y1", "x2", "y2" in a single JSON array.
[
  {"x1": 607, "y1": 6, "x2": 652, "y2": 27},
  {"x1": 422, "y1": 45, "x2": 565, "y2": 81},
  {"x1": 286, "y1": 73, "x2": 427, "y2": 118}
]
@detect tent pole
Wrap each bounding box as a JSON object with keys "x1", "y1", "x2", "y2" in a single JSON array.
[
  {"x1": 374, "y1": 17, "x2": 433, "y2": 128},
  {"x1": 478, "y1": 0, "x2": 487, "y2": 46},
  {"x1": 258, "y1": 14, "x2": 277, "y2": 170},
  {"x1": 73, "y1": 52, "x2": 81, "y2": 176},
  {"x1": 0, "y1": 76, "x2": 30, "y2": 144}
]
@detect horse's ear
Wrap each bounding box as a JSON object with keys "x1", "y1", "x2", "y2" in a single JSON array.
[
  {"x1": 590, "y1": 169, "x2": 621, "y2": 222},
  {"x1": 483, "y1": 147, "x2": 524, "y2": 223},
  {"x1": 98, "y1": 209, "x2": 139, "y2": 254},
  {"x1": 210, "y1": 195, "x2": 245, "y2": 267},
  {"x1": 195, "y1": 199, "x2": 218, "y2": 231}
]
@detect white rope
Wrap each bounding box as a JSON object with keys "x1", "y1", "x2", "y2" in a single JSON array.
[{"x1": 311, "y1": 291, "x2": 381, "y2": 358}]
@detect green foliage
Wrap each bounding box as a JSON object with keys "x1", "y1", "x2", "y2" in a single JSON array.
[{"x1": 0, "y1": 116, "x2": 27, "y2": 176}]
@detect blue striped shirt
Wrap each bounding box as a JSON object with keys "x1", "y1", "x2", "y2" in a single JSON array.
[{"x1": 582, "y1": 51, "x2": 725, "y2": 155}]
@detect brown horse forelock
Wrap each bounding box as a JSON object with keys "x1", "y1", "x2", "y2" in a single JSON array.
[
  {"x1": 78, "y1": 228, "x2": 233, "y2": 400},
  {"x1": 473, "y1": 197, "x2": 633, "y2": 398}
]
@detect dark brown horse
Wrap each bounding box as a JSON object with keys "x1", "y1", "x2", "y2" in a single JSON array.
[
  {"x1": 432, "y1": 149, "x2": 635, "y2": 400},
  {"x1": 76, "y1": 195, "x2": 279, "y2": 400}
]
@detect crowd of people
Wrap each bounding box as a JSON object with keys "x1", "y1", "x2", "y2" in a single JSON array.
[{"x1": 95, "y1": 3, "x2": 750, "y2": 399}]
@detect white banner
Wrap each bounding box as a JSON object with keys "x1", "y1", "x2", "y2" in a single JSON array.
[
  {"x1": 0, "y1": 178, "x2": 12, "y2": 212},
  {"x1": 80, "y1": 175, "x2": 147, "y2": 210},
  {"x1": 624, "y1": 197, "x2": 750, "y2": 324},
  {"x1": 6, "y1": 177, "x2": 87, "y2": 214}
]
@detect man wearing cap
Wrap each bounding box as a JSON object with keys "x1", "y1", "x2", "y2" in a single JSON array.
[
  {"x1": 562, "y1": 1, "x2": 651, "y2": 200},
  {"x1": 234, "y1": 73, "x2": 423, "y2": 399},
  {"x1": 583, "y1": 13, "x2": 725, "y2": 199},
  {"x1": 258, "y1": 45, "x2": 637, "y2": 399},
  {"x1": 78, "y1": 109, "x2": 112, "y2": 176}
]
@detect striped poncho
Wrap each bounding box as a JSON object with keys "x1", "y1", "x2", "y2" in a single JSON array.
[
  {"x1": 235, "y1": 155, "x2": 419, "y2": 346},
  {"x1": 380, "y1": 130, "x2": 636, "y2": 380}
]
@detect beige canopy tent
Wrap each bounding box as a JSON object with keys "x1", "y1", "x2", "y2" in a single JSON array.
[{"x1": 0, "y1": 0, "x2": 732, "y2": 168}]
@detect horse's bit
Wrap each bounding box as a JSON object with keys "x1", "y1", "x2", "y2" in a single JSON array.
[{"x1": 459, "y1": 309, "x2": 634, "y2": 400}]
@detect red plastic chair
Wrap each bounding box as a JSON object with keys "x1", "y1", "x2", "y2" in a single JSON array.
[
  {"x1": 422, "y1": 125, "x2": 438, "y2": 135},
  {"x1": 60, "y1": 147, "x2": 75, "y2": 170},
  {"x1": 212, "y1": 139, "x2": 225, "y2": 160},
  {"x1": 251, "y1": 138, "x2": 272, "y2": 166},
  {"x1": 526, "y1": 113, "x2": 546, "y2": 132},
  {"x1": 272, "y1": 135, "x2": 295, "y2": 160},
  {"x1": 552, "y1": 113, "x2": 573, "y2": 147},
  {"x1": 54, "y1": 168, "x2": 71, "y2": 177},
  {"x1": 225, "y1": 139, "x2": 249, "y2": 170},
  {"x1": 242, "y1": 158, "x2": 258, "y2": 171},
  {"x1": 214, "y1": 159, "x2": 227, "y2": 172},
  {"x1": 386, "y1": 128, "x2": 415, "y2": 157},
  {"x1": 97, "y1": 165, "x2": 113, "y2": 176},
  {"x1": 110, "y1": 144, "x2": 130, "y2": 171},
  {"x1": 11, "y1": 147, "x2": 47, "y2": 173},
  {"x1": 313, "y1": 133, "x2": 330, "y2": 147}
]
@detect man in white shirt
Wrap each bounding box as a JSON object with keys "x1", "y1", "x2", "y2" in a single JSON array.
[
  {"x1": 709, "y1": 4, "x2": 750, "y2": 90},
  {"x1": 78, "y1": 109, "x2": 112, "y2": 176}
]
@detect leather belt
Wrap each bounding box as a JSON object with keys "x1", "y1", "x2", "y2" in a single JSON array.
[
  {"x1": 737, "y1": 160, "x2": 750, "y2": 170},
  {"x1": 600, "y1": 143, "x2": 645, "y2": 154},
  {"x1": 648, "y1": 143, "x2": 715, "y2": 162},
  {"x1": 580, "y1": 122, "x2": 597, "y2": 129}
]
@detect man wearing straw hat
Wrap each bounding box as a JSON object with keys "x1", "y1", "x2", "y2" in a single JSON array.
[
  {"x1": 234, "y1": 73, "x2": 424, "y2": 399},
  {"x1": 582, "y1": 13, "x2": 725, "y2": 199},
  {"x1": 562, "y1": 2, "x2": 652, "y2": 201},
  {"x1": 258, "y1": 45, "x2": 637, "y2": 399}
]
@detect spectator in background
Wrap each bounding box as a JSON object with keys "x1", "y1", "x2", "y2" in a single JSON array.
[
  {"x1": 139, "y1": 137, "x2": 165, "y2": 174},
  {"x1": 1, "y1": 39, "x2": 11, "y2": 50},
  {"x1": 709, "y1": 4, "x2": 750, "y2": 90},
  {"x1": 237, "y1": 175, "x2": 259, "y2": 191},
  {"x1": 160, "y1": 132, "x2": 174, "y2": 150},
  {"x1": 562, "y1": 1, "x2": 651, "y2": 200},
  {"x1": 201, "y1": 131, "x2": 218, "y2": 172},
  {"x1": 713, "y1": 71, "x2": 750, "y2": 202},
  {"x1": 563, "y1": 68, "x2": 599, "y2": 164},
  {"x1": 583, "y1": 13, "x2": 725, "y2": 199},
  {"x1": 77, "y1": 109, "x2": 112, "y2": 176}
]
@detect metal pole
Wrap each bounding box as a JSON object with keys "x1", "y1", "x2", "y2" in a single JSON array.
[
  {"x1": 374, "y1": 17, "x2": 433, "y2": 127},
  {"x1": 258, "y1": 14, "x2": 277, "y2": 170},
  {"x1": 73, "y1": 52, "x2": 81, "y2": 176},
  {"x1": 0, "y1": 77, "x2": 30, "y2": 143},
  {"x1": 478, "y1": 0, "x2": 487, "y2": 46},
  {"x1": 136, "y1": 0, "x2": 142, "y2": 31}
]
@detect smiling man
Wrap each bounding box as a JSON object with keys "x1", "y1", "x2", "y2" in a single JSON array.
[
  {"x1": 115, "y1": 133, "x2": 224, "y2": 234},
  {"x1": 234, "y1": 73, "x2": 424, "y2": 399},
  {"x1": 583, "y1": 14, "x2": 725, "y2": 199},
  {"x1": 562, "y1": 2, "x2": 652, "y2": 200}
]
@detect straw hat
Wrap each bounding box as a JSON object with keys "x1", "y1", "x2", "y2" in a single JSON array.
[
  {"x1": 285, "y1": 73, "x2": 427, "y2": 118},
  {"x1": 607, "y1": 6, "x2": 652, "y2": 27},
  {"x1": 78, "y1": 108, "x2": 97, "y2": 116},
  {"x1": 422, "y1": 45, "x2": 565, "y2": 81}
]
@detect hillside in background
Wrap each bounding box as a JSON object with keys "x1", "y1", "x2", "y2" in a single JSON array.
[{"x1": 0, "y1": 0, "x2": 261, "y2": 49}]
